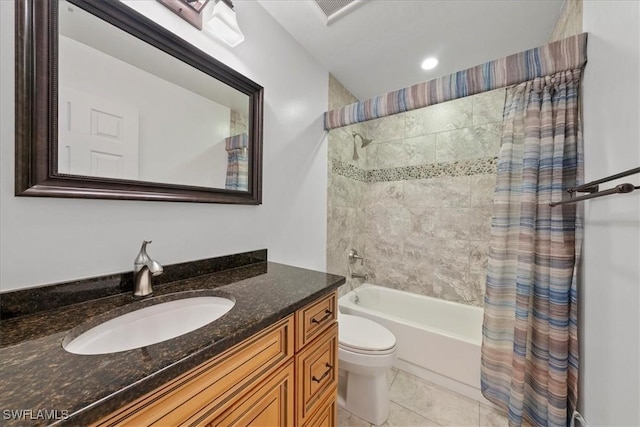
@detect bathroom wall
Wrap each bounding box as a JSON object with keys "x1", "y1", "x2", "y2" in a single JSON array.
[
  {"x1": 548, "y1": 0, "x2": 582, "y2": 43},
  {"x1": 0, "y1": 1, "x2": 329, "y2": 291},
  {"x1": 326, "y1": 75, "x2": 368, "y2": 296},
  {"x1": 327, "y1": 85, "x2": 505, "y2": 306},
  {"x1": 581, "y1": 1, "x2": 640, "y2": 425},
  {"x1": 362, "y1": 90, "x2": 504, "y2": 306}
]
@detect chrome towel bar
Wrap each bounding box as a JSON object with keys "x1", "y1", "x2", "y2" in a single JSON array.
[{"x1": 550, "y1": 166, "x2": 640, "y2": 207}]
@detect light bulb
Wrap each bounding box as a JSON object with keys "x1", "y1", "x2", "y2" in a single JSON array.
[{"x1": 421, "y1": 57, "x2": 439, "y2": 71}]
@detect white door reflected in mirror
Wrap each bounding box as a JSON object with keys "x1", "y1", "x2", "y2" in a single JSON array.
[{"x1": 59, "y1": 87, "x2": 139, "y2": 180}]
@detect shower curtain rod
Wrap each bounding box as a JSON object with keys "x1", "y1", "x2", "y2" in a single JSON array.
[{"x1": 549, "y1": 166, "x2": 640, "y2": 207}]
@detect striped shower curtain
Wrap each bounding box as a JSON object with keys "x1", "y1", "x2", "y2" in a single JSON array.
[
  {"x1": 481, "y1": 70, "x2": 583, "y2": 427},
  {"x1": 224, "y1": 133, "x2": 249, "y2": 191}
]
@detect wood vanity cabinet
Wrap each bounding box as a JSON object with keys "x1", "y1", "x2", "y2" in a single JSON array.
[{"x1": 93, "y1": 291, "x2": 338, "y2": 427}]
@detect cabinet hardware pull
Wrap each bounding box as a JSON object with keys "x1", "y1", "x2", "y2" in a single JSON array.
[
  {"x1": 311, "y1": 309, "x2": 332, "y2": 324},
  {"x1": 312, "y1": 363, "x2": 333, "y2": 383}
]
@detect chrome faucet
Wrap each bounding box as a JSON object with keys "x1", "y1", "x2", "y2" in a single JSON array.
[
  {"x1": 351, "y1": 272, "x2": 368, "y2": 280},
  {"x1": 133, "y1": 240, "x2": 163, "y2": 297}
]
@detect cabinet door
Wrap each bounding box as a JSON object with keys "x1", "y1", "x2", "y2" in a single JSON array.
[
  {"x1": 296, "y1": 323, "x2": 338, "y2": 426},
  {"x1": 93, "y1": 316, "x2": 294, "y2": 426},
  {"x1": 302, "y1": 392, "x2": 337, "y2": 427},
  {"x1": 207, "y1": 361, "x2": 294, "y2": 427}
]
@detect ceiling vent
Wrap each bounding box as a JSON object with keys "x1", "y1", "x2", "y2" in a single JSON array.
[{"x1": 313, "y1": 0, "x2": 365, "y2": 25}]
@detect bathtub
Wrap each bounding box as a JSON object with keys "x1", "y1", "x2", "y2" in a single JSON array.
[{"x1": 338, "y1": 284, "x2": 486, "y2": 402}]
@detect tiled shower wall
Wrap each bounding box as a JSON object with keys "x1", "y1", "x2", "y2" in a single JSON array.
[
  {"x1": 327, "y1": 75, "x2": 505, "y2": 306},
  {"x1": 548, "y1": 0, "x2": 582, "y2": 43},
  {"x1": 326, "y1": 75, "x2": 368, "y2": 295},
  {"x1": 361, "y1": 90, "x2": 504, "y2": 306}
]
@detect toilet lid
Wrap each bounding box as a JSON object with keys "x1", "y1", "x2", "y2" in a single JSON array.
[{"x1": 338, "y1": 313, "x2": 396, "y2": 353}]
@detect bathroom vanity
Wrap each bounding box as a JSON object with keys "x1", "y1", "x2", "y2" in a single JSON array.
[
  {"x1": 93, "y1": 292, "x2": 338, "y2": 426},
  {"x1": 0, "y1": 250, "x2": 344, "y2": 426}
]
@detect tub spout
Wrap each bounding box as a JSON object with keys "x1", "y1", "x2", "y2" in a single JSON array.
[{"x1": 351, "y1": 272, "x2": 368, "y2": 281}]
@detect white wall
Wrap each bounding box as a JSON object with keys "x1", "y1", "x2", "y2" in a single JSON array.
[
  {"x1": 0, "y1": 1, "x2": 329, "y2": 291},
  {"x1": 582, "y1": 2, "x2": 640, "y2": 426},
  {"x1": 60, "y1": 36, "x2": 231, "y2": 187}
]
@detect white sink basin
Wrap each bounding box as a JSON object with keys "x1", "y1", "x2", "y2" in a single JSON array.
[{"x1": 64, "y1": 296, "x2": 235, "y2": 355}]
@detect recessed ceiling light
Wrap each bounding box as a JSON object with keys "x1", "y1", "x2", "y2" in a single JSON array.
[{"x1": 421, "y1": 57, "x2": 438, "y2": 70}]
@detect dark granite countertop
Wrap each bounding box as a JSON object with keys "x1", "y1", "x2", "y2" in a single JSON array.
[{"x1": 0, "y1": 260, "x2": 344, "y2": 426}]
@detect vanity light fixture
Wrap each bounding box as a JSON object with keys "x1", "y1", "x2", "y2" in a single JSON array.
[
  {"x1": 157, "y1": 0, "x2": 244, "y2": 47},
  {"x1": 421, "y1": 57, "x2": 439, "y2": 70},
  {"x1": 203, "y1": 0, "x2": 245, "y2": 47},
  {"x1": 157, "y1": 0, "x2": 210, "y2": 30}
]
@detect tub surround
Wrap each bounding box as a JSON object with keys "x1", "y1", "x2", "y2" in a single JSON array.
[
  {"x1": 549, "y1": 0, "x2": 582, "y2": 43},
  {"x1": 331, "y1": 156, "x2": 498, "y2": 183},
  {"x1": 327, "y1": 74, "x2": 367, "y2": 296},
  {"x1": 328, "y1": 86, "x2": 505, "y2": 307},
  {"x1": 0, "y1": 251, "x2": 344, "y2": 425}
]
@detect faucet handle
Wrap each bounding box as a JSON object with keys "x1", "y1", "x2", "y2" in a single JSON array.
[{"x1": 348, "y1": 249, "x2": 364, "y2": 265}]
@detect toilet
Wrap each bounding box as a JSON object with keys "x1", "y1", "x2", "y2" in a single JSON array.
[{"x1": 337, "y1": 313, "x2": 398, "y2": 425}]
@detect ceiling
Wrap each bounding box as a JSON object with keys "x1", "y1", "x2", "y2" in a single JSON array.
[{"x1": 258, "y1": 0, "x2": 565, "y2": 101}]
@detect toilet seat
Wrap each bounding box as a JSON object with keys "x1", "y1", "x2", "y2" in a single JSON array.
[
  {"x1": 340, "y1": 343, "x2": 397, "y2": 356},
  {"x1": 338, "y1": 313, "x2": 396, "y2": 355}
]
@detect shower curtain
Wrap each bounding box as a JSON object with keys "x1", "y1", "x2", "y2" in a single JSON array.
[
  {"x1": 481, "y1": 70, "x2": 582, "y2": 427},
  {"x1": 225, "y1": 133, "x2": 249, "y2": 191}
]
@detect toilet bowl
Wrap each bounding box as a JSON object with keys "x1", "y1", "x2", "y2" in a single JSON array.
[{"x1": 338, "y1": 313, "x2": 397, "y2": 425}]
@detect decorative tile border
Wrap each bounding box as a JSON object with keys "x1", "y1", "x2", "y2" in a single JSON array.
[
  {"x1": 324, "y1": 33, "x2": 587, "y2": 130},
  {"x1": 330, "y1": 158, "x2": 368, "y2": 182},
  {"x1": 331, "y1": 157, "x2": 498, "y2": 183}
]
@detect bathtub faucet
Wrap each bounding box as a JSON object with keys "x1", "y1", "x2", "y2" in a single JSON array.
[
  {"x1": 348, "y1": 249, "x2": 364, "y2": 265},
  {"x1": 351, "y1": 272, "x2": 368, "y2": 281}
]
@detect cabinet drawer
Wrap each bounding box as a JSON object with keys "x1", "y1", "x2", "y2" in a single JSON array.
[
  {"x1": 295, "y1": 291, "x2": 337, "y2": 351},
  {"x1": 302, "y1": 390, "x2": 337, "y2": 427},
  {"x1": 94, "y1": 315, "x2": 294, "y2": 426},
  {"x1": 296, "y1": 323, "x2": 338, "y2": 426},
  {"x1": 206, "y1": 361, "x2": 294, "y2": 427}
]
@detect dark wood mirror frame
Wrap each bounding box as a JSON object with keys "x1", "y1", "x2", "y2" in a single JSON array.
[{"x1": 15, "y1": 0, "x2": 263, "y2": 204}]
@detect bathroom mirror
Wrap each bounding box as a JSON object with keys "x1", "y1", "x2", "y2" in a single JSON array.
[{"x1": 15, "y1": 0, "x2": 263, "y2": 204}]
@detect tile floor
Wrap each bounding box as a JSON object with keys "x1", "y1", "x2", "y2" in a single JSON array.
[{"x1": 337, "y1": 368, "x2": 511, "y2": 427}]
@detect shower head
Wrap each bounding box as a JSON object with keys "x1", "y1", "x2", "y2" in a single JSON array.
[
  {"x1": 352, "y1": 131, "x2": 373, "y2": 149},
  {"x1": 360, "y1": 136, "x2": 373, "y2": 148},
  {"x1": 351, "y1": 131, "x2": 373, "y2": 160}
]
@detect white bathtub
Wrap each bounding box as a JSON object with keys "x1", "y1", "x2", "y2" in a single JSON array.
[{"x1": 338, "y1": 284, "x2": 486, "y2": 402}]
